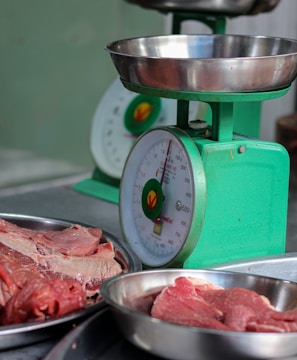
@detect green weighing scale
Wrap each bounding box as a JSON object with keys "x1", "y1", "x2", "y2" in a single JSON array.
[
  {"x1": 73, "y1": 2, "x2": 276, "y2": 203},
  {"x1": 105, "y1": 33, "x2": 297, "y2": 268}
]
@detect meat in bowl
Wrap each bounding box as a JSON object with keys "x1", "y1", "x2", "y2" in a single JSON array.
[
  {"x1": 0, "y1": 217, "x2": 127, "y2": 325},
  {"x1": 100, "y1": 269, "x2": 297, "y2": 359},
  {"x1": 151, "y1": 276, "x2": 297, "y2": 332}
]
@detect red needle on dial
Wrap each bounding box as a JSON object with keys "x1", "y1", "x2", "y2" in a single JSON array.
[{"x1": 160, "y1": 140, "x2": 172, "y2": 186}]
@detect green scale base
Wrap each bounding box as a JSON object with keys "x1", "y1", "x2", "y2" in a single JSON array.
[{"x1": 73, "y1": 168, "x2": 120, "y2": 204}]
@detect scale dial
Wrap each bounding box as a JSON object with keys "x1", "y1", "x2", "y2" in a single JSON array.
[
  {"x1": 120, "y1": 126, "x2": 206, "y2": 268},
  {"x1": 90, "y1": 78, "x2": 199, "y2": 180}
]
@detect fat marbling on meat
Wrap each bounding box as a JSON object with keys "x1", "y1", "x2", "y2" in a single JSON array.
[{"x1": 0, "y1": 218, "x2": 122, "y2": 325}]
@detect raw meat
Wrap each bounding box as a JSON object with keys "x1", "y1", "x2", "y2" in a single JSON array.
[
  {"x1": 151, "y1": 276, "x2": 229, "y2": 330},
  {"x1": 2, "y1": 278, "x2": 86, "y2": 325},
  {"x1": 0, "y1": 218, "x2": 123, "y2": 325},
  {"x1": 0, "y1": 219, "x2": 102, "y2": 256},
  {"x1": 151, "y1": 276, "x2": 297, "y2": 333}
]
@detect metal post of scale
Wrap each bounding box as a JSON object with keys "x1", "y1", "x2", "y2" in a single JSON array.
[
  {"x1": 170, "y1": 11, "x2": 262, "y2": 139},
  {"x1": 171, "y1": 12, "x2": 227, "y2": 34}
]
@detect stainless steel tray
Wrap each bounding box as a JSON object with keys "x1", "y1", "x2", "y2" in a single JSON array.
[
  {"x1": 0, "y1": 213, "x2": 141, "y2": 350},
  {"x1": 215, "y1": 252, "x2": 297, "y2": 282},
  {"x1": 125, "y1": 0, "x2": 280, "y2": 15}
]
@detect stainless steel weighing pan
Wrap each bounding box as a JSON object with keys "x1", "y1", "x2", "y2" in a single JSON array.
[
  {"x1": 125, "y1": 0, "x2": 280, "y2": 15},
  {"x1": 106, "y1": 34, "x2": 297, "y2": 92},
  {"x1": 0, "y1": 213, "x2": 141, "y2": 350},
  {"x1": 100, "y1": 269, "x2": 297, "y2": 360}
]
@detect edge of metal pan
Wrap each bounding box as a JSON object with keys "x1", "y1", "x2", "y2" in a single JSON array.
[
  {"x1": 124, "y1": 0, "x2": 259, "y2": 15},
  {"x1": 213, "y1": 252, "x2": 297, "y2": 282},
  {"x1": 0, "y1": 213, "x2": 142, "y2": 350},
  {"x1": 44, "y1": 308, "x2": 157, "y2": 360},
  {"x1": 106, "y1": 34, "x2": 297, "y2": 93}
]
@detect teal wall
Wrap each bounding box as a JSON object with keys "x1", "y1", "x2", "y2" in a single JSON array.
[{"x1": 0, "y1": 0, "x2": 163, "y2": 166}]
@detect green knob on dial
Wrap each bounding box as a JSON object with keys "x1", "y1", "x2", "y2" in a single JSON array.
[{"x1": 141, "y1": 178, "x2": 164, "y2": 222}]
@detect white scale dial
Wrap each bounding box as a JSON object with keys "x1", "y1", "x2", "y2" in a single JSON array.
[
  {"x1": 120, "y1": 126, "x2": 206, "y2": 267},
  {"x1": 90, "y1": 78, "x2": 200, "y2": 180}
]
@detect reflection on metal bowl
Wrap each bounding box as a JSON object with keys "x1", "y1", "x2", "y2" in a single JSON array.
[
  {"x1": 106, "y1": 34, "x2": 297, "y2": 93},
  {"x1": 101, "y1": 269, "x2": 297, "y2": 360},
  {"x1": 125, "y1": 0, "x2": 280, "y2": 15}
]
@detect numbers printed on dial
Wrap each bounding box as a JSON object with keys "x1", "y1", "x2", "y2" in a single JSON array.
[
  {"x1": 120, "y1": 127, "x2": 205, "y2": 267},
  {"x1": 132, "y1": 137, "x2": 194, "y2": 261}
]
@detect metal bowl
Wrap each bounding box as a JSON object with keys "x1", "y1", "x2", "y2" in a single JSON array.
[
  {"x1": 0, "y1": 213, "x2": 142, "y2": 350},
  {"x1": 106, "y1": 34, "x2": 297, "y2": 92},
  {"x1": 101, "y1": 269, "x2": 297, "y2": 360},
  {"x1": 125, "y1": 0, "x2": 280, "y2": 15}
]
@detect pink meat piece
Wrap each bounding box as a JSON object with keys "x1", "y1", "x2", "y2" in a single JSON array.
[
  {"x1": 0, "y1": 243, "x2": 46, "y2": 306},
  {"x1": 0, "y1": 218, "x2": 30, "y2": 234},
  {"x1": 91, "y1": 241, "x2": 116, "y2": 259},
  {"x1": 247, "y1": 319, "x2": 297, "y2": 332},
  {"x1": 44, "y1": 247, "x2": 122, "y2": 297},
  {"x1": 32, "y1": 239, "x2": 122, "y2": 297},
  {"x1": 246, "y1": 304, "x2": 297, "y2": 332},
  {"x1": 0, "y1": 264, "x2": 18, "y2": 307},
  {"x1": 0, "y1": 219, "x2": 102, "y2": 256},
  {"x1": 39, "y1": 225, "x2": 102, "y2": 256},
  {"x1": 200, "y1": 288, "x2": 297, "y2": 331},
  {"x1": 201, "y1": 287, "x2": 274, "y2": 317},
  {"x1": 223, "y1": 305, "x2": 256, "y2": 331},
  {"x1": 151, "y1": 277, "x2": 230, "y2": 330},
  {"x1": 151, "y1": 276, "x2": 297, "y2": 333},
  {"x1": 270, "y1": 307, "x2": 297, "y2": 322},
  {"x1": 1, "y1": 277, "x2": 86, "y2": 325},
  {"x1": 0, "y1": 232, "x2": 122, "y2": 298}
]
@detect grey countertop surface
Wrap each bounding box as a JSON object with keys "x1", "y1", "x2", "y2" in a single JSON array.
[
  {"x1": 0, "y1": 181, "x2": 121, "y2": 239},
  {"x1": 0, "y1": 179, "x2": 297, "y2": 359},
  {"x1": 0, "y1": 180, "x2": 296, "y2": 251}
]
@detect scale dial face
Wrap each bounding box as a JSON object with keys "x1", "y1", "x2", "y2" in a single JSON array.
[
  {"x1": 120, "y1": 127, "x2": 206, "y2": 268},
  {"x1": 90, "y1": 78, "x2": 199, "y2": 180}
]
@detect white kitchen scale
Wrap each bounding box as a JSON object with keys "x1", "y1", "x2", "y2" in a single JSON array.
[{"x1": 73, "y1": 78, "x2": 199, "y2": 203}]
